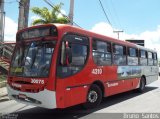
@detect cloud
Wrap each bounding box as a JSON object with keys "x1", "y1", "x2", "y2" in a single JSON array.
[
  {"x1": 30, "y1": 15, "x2": 41, "y2": 26},
  {"x1": 57, "y1": 9, "x2": 67, "y2": 18},
  {"x1": 30, "y1": 15, "x2": 40, "y2": 21},
  {"x1": 91, "y1": 22, "x2": 117, "y2": 38},
  {"x1": 91, "y1": 22, "x2": 160, "y2": 58},
  {"x1": 4, "y1": 17, "x2": 18, "y2": 42}
]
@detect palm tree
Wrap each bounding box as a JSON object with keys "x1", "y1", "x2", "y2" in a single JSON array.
[{"x1": 31, "y1": 3, "x2": 69, "y2": 25}]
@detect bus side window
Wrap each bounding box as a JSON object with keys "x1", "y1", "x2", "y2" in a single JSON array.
[
  {"x1": 128, "y1": 47, "x2": 138, "y2": 65},
  {"x1": 113, "y1": 44, "x2": 126, "y2": 65},
  {"x1": 92, "y1": 39, "x2": 112, "y2": 66},
  {"x1": 139, "y1": 50, "x2": 147, "y2": 65},
  {"x1": 153, "y1": 53, "x2": 158, "y2": 66},
  {"x1": 148, "y1": 52, "x2": 154, "y2": 66}
]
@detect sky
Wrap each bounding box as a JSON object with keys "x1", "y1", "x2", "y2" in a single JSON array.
[{"x1": 3, "y1": 0, "x2": 160, "y2": 57}]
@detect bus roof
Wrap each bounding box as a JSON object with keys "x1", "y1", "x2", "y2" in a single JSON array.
[{"x1": 18, "y1": 23, "x2": 157, "y2": 53}]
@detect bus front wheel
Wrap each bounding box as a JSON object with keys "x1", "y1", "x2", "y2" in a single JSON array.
[
  {"x1": 137, "y1": 77, "x2": 146, "y2": 93},
  {"x1": 83, "y1": 84, "x2": 102, "y2": 109}
]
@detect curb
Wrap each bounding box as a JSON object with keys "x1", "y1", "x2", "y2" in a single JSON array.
[
  {"x1": 0, "y1": 97, "x2": 10, "y2": 102},
  {"x1": 0, "y1": 85, "x2": 9, "y2": 102},
  {"x1": 0, "y1": 81, "x2": 7, "y2": 88}
]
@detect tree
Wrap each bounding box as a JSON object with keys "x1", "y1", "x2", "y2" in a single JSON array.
[{"x1": 31, "y1": 3, "x2": 69, "y2": 25}]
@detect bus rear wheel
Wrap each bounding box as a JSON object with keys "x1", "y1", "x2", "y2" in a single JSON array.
[
  {"x1": 83, "y1": 84, "x2": 102, "y2": 109},
  {"x1": 137, "y1": 77, "x2": 146, "y2": 93}
]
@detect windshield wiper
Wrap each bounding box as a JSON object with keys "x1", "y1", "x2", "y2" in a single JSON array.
[
  {"x1": 30, "y1": 40, "x2": 44, "y2": 69},
  {"x1": 30, "y1": 47, "x2": 38, "y2": 69}
]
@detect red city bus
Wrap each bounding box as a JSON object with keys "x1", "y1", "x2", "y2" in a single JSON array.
[{"x1": 7, "y1": 24, "x2": 159, "y2": 109}]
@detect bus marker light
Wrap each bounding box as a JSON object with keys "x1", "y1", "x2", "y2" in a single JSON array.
[
  {"x1": 83, "y1": 86, "x2": 87, "y2": 88},
  {"x1": 18, "y1": 94, "x2": 27, "y2": 99},
  {"x1": 12, "y1": 83, "x2": 22, "y2": 88},
  {"x1": 66, "y1": 88, "x2": 71, "y2": 91}
]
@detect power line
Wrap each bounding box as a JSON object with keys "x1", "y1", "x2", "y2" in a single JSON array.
[
  {"x1": 16, "y1": 0, "x2": 25, "y2": 7},
  {"x1": 110, "y1": 0, "x2": 123, "y2": 30},
  {"x1": 98, "y1": 0, "x2": 124, "y2": 39},
  {"x1": 1, "y1": 0, "x2": 17, "y2": 4},
  {"x1": 43, "y1": 0, "x2": 81, "y2": 28},
  {"x1": 103, "y1": 1, "x2": 116, "y2": 28},
  {"x1": 98, "y1": 0, "x2": 113, "y2": 28}
]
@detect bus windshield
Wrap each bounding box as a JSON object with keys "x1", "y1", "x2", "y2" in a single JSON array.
[{"x1": 10, "y1": 41, "x2": 56, "y2": 77}]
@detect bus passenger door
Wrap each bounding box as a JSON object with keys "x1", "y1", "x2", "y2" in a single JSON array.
[{"x1": 56, "y1": 34, "x2": 89, "y2": 108}]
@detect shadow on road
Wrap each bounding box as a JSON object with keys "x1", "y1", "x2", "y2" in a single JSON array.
[{"x1": 9, "y1": 86, "x2": 158, "y2": 119}]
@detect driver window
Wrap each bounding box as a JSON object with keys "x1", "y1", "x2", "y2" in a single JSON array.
[
  {"x1": 70, "y1": 43, "x2": 87, "y2": 66},
  {"x1": 57, "y1": 34, "x2": 89, "y2": 78}
]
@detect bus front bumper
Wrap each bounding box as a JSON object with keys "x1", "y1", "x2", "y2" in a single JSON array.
[{"x1": 7, "y1": 84, "x2": 57, "y2": 109}]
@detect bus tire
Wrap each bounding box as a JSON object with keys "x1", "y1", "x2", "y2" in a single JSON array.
[
  {"x1": 83, "y1": 84, "x2": 102, "y2": 109},
  {"x1": 137, "y1": 77, "x2": 146, "y2": 93}
]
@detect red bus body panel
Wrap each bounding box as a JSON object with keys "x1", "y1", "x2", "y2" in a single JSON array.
[{"x1": 7, "y1": 24, "x2": 158, "y2": 109}]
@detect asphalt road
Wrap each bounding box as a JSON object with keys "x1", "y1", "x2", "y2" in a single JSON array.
[{"x1": 0, "y1": 78, "x2": 160, "y2": 119}]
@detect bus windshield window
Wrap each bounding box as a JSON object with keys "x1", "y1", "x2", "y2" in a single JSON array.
[{"x1": 10, "y1": 41, "x2": 56, "y2": 77}]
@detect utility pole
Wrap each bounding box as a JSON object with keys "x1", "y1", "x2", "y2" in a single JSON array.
[
  {"x1": 0, "y1": 0, "x2": 5, "y2": 42},
  {"x1": 18, "y1": 0, "x2": 30, "y2": 31},
  {"x1": 68, "y1": 0, "x2": 74, "y2": 25},
  {"x1": 113, "y1": 30, "x2": 123, "y2": 39}
]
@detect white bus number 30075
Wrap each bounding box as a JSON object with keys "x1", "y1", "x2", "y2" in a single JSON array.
[
  {"x1": 92, "y1": 68, "x2": 103, "y2": 75},
  {"x1": 31, "y1": 79, "x2": 44, "y2": 84}
]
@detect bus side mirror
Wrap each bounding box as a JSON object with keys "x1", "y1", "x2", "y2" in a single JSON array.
[
  {"x1": 66, "y1": 47, "x2": 72, "y2": 64},
  {"x1": 92, "y1": 40, "x2": 97, "y2": 50},
  {"x1": 60, "y1": 41, "x2": 72, "y2": 66}
]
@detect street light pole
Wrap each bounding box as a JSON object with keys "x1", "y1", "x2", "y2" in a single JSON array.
[
  {"x1": 18, "y1": 0, "x2": 30, "y2": 30},
  {"x1": 0, "y1": 0, "x2": 4, "y2": 42},
  {"x1": 113, "y1": 30, "x2": 123, "y2": 39},
  {"x1": 2, "y1": 11, "x2": 5, "y2": 42},
  {"x1": 68, "y1": 0, "x2": 74, "y2": 25}
]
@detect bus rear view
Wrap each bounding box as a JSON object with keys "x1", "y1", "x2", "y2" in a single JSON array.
[{"x1": 7, "y1": 24, "x2": 58, "y2": 109}]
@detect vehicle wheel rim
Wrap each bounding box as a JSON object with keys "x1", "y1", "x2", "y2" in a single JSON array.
[{"x1": 88, "y1": 91, "x2": 98, "y2": 103}]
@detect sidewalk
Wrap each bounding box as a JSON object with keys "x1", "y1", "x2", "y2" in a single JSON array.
[
  {"x1": 0, "y1": 81, "x2": 7, "y2": 88},
  {"x1": 0, "y1": 87, "x2": 8, "y2": 98},
  {"x1": 0, "y1": 87, "x2": 10, "y2": 102}
]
